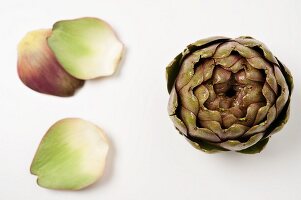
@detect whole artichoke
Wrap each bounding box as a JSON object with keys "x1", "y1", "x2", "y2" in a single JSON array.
[{"x1": 166, "y1": 36, "x2": 293, "y2": 154}]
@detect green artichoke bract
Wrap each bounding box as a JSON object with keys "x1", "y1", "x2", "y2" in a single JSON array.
[
  {"x1": 166, "y1": 36, "x2": 293, "y2": 154},
  {"x1": 48, "y1": 17, "x2": 124, "y2": 80},
  {"x1": 31, "y1": 118, "x2": 109, "y2": 190},
  {"x1": 17, "y1": 29, "x2": 84, "y2": 97}
]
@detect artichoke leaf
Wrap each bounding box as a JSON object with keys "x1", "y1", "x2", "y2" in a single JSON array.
[
  {"x1": 238, "y1": 137, "x2": 269, "y2": 154},
  {"x1": 218, "y1": 132, "x2": 264, "y2": 151},
  {"x1": 185, "y1": 137, "x2": 228, "y2": 153},
  {"x1": 166, "y1": 53, "x2": 183, "y2": 93}
]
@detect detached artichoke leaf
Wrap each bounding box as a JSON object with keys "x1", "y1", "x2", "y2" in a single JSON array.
[
  {"x1": 166, "y1": 36, "x2": 293, "y2": 153},
  {"x1": 48, "y1": 17, "x2": 124, "y2": 80},
  {"x1": 30, "y1": 118, "x2": 109, "y2": 190},
  {"x1": 17, "y1": 29, "x2": 84, "y2": 97}
]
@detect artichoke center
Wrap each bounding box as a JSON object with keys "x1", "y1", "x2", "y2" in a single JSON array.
[
  {"x1": 201, "y1": 63, "x2": 266, "y2": 128},
  {"x1": 225, "y1": 87, "x2": 236, "y2": 98}
]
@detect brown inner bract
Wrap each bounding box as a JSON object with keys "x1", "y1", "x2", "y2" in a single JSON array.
[
  {"x1": 175, "y1": 46, "x2": 277, "y2": 142},
  {"x1": 201, "y1": 63, "x2": 266, "y2": 129}
]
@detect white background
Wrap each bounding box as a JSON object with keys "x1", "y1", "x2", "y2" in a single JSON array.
[{"x1": 0, "y1": 0, "x2": 300, "y2": 199}]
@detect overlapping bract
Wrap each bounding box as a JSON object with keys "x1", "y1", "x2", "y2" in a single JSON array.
[
  {"x1": 167, "y1": 36, "x2": 293, "y2": 153},
  {"x1": 17, "y1": 17, "x2": 124, "y2": 97}
]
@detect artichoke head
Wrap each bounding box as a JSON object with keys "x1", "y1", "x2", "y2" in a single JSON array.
[{"x1": 166, "y1": 36, "x2": 293, "y2": 154}]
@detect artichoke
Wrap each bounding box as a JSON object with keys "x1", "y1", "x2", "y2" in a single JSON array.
[{"x1": 166, "y1": 36, "x2": 293, "y2": 154}]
